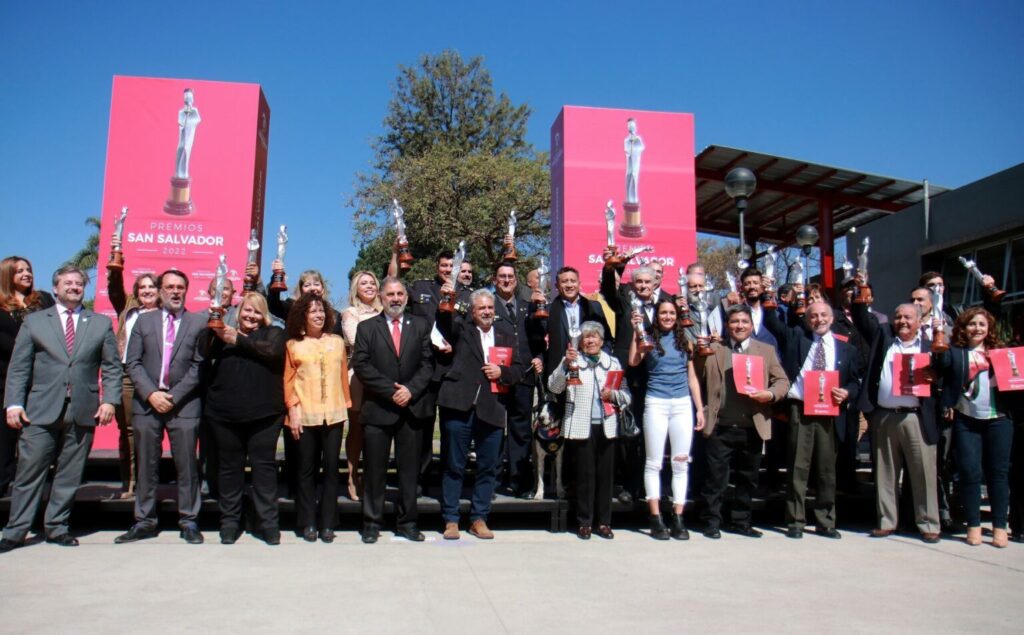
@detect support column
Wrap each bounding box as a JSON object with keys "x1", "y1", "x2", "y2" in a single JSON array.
[{"x1": 818, "y1": 199, "x2": 835, "y2": 296}]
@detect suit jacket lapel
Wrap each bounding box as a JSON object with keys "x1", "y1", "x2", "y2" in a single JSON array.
[
  {"x1": 470, "y1": 324, "x2": 486, "y2": 365},
  {"x1": 378, "y1": 315, "x2": 398, "y2": 357},
  {"x1": 169, "y1": 311, "x2": 188, "y2": 362},
  {"x1": 398, "y1": 316, "x2": 414, "y2": 358},
  {"x1": 45, "y1": 307, "x2": 70, "y2": 359},
  {"x1": 70, "y1": 310, "x2": 94, "y2": 358}
]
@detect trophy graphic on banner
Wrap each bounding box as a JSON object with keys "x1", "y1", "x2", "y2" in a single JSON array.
[
  {"x1": 503, "y1": 210, "x2": 518, "y2": 262},
  {"x1": 164, "y1": 88, "x2": 201, "y2": 216},
  {"x1": 818, "y1": 373, "x2": 827, "y2": 404},
  {"x1": 761, "y1": 246, "x2": 778, "y2": 309},
  {"x1": 208, "y1": 255, "x2": 228, "y2": 328},
  {"x1": 1010, "y1": 350, "x2": 1020, "y2": 378},
  {"x1": 244, "y1": 229, "x2": 260, "y2": 292},
  {"x1": 107, "y1": 206, "x2": 128, "y2": 272},
  {"x1": 620, "y1": 118, "x2": 646, "y2": 238},
  {"x1": 959, "y1": 256, "x2": 1007, "y2": 301},
  {"x1": 791, "y1": 258, "x2": 807, "y2": 316},
  {"x1": 631, "y1": 293, "x2": 656, "y2": 353},
  {"x1": 604, "y1": 200, "x2": 625, "y2": 266},
  {"x1": 696, "y1": 278, "x2": 715, "y2": 357},
  {"x1": 930, "y1": 284, "x2": 950, "y2": 354},
  {"x1": 744, "y1": 356, "x2": 753, "y2": 387},
  {"x1": 676, "y1": 267, "x2": 694, "y2": 327},
  {"x1": 533, "y1": 256, "x2": 551, "y2": 318},
  {"x1": 439, "y1": 240, "x2": 466, "y2": 313},
  {"x1": 567, "y1": 316, "x2": 583, "y2": 386},
  {"x1": 853, "y1": 237, "x2": 873, "y2": 304},
  {"x1": 393, "y1": 199, "x2": 414, "y2": 272},
  {"x1": 269, "y1": 225, "x2": 288, "y2": 291}
]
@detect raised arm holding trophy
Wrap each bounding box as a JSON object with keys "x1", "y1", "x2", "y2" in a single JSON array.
[
  {"x1": 269, "y1": 225, "x2": 288, "y2": 291},
  {"x1": 604, "y1": 200, "x2": 624, "y2": 266},
  {"x1": 959, "y1": 256, "x2": 1006, "y2": 301},
  {"x1": 761, "y1": 246, "x2": 778, "y2": 309},
  {"x1": 107, "y1": 206, "x2": 129, "y2": 271},
  {"x1": 244, "y1": 229, "x2": 260, "y2": 292},
  {"x1": 393, "y1": 199, "x2": 414, "y2": 271},
  {"x1": 854, "y1": 237, "x2": 873, "y2": 304},
  {"x1": 438, "y1": 240, "x2": 466, "y2": 313},
  {"x1": 503, "y1": 210, "x2": 518, "y2": 261}
]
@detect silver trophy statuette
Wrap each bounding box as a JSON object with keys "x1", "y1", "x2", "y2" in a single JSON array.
[
  {"x1": 538, "y1": 256, "x2": 550, "y2": 295},
  {"x1": 677, "y1": 267, "x2": 686, "y2": 291},
  {"x1": 451, "y1": 240, "x2": 466, "y2": 283},
  {"x1": 605, "y1": 200, "x2": 616, "y2": 247},
  {"x1": 791, "y1": 259, "x2": 805, "y2": 286},
  {"x1": 392, "y1": 199, "x2": 407, "y2": 240},
  {"x1": 959, "y1": 256, "x2": 987, "y2": 284},
  {"x1": 857, "y1": 237, "x2": 870, "y2": 283},
  {"x1": 276, "y1": 225, "x2": 288, "y2": 263},
  {"x1": 246, "y1": 229, "x2": 260, "y2": 266},
  {"x1": 726, "y1": 270, "x2": 738, "y2": 294},
  {"x1": 763, "y1": 246, "x2": 776, "y2": 283},
  {"x1": 507, "y1": 210, "x2": 517, "y2": 239},
  {"x1": 841, "y1": 256, "x2": 854, "y2": 283},
  {"x1": 112, "y1": 206, "x2": 129, "y2": 245},
  {"x1": 622, "y1": 245, "x2": 655, "y2": 261},
  {"x1": 213, "y1": 255, "x2": 228, "y2": 309}
]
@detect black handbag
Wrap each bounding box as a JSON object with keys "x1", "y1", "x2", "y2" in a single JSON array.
[{"x1": 617, "y1": 404, "x2": 640, "y2": 438}]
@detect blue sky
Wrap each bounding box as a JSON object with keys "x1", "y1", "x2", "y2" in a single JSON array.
[{"x1": 2, "y1": 0, "x2": 1022, "y2": 300}]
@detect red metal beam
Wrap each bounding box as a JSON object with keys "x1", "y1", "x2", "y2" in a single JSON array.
[
  {"x1": 818, "y1": 199, "x2": 835, "y2": 295},
  {"x1": 883, "y1": 183, "x2": 923, "y2": 202},
  {"x1": 832, "y1": 173, "x2": 868, "y2": 193},
  {"x1": 717, "y1": 151, "x2": 751, "y2": 173},
  {"x1": 754, "y1": 157, "x2": 780, "y2": 175},
  {"x1": 774, "y1": 162, "x2": 810, "y2": 183},
  {"x1": 800, "y1": 168, "x2": 839, "y2": 189}
]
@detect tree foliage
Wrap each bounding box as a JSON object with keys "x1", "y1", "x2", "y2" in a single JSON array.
[
  {"x1": 348, "y1": 50, "x2": 550, "y2": 283},
  {"x1": 66, "y1": 216, "x2": 101, "y2": 272}
]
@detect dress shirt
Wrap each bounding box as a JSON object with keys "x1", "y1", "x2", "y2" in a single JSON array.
[
  {"x1": 56, "y1": 303, "x2": 83, "y2": 331},
  {"x1": 788, "y1": 332, "x2": 836, "y2": 401},
  {"x1": 729, "y1": 338, "x2": 750, "y2": 353},
  {"x1": 877, "y1": 335, "x2": 922, "y2": 409},
  {"x1": 561, "y1": 297, "x2": 581, "y2": 330},
  {"x1": 478, "y1": 325, "x2": 495, "y2": 359},
  {"x1": 749, "y1": 303, "x2": 763, "y2": 335}
]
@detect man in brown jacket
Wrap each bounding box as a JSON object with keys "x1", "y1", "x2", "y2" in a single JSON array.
[{"x1": 697, "y1": 304, "x2": 789, "y2": 539}]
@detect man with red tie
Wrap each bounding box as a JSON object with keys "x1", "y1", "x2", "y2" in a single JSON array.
[{"x1": 352, "y1": 277, "x2": 435, "y2": 543}]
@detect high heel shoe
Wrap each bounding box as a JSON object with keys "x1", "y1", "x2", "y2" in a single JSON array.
[{"x1": 965, "y1": 526, "x2": 982, "y2": 546}]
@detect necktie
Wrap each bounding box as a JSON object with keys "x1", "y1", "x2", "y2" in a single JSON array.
[
  {"x1": 734, "y1": 341, "x2": 743, "y2": 353},
  {"x1": 391, "y1": 318, "x2": 402, "y2": 356},
  {"x1": 812, "y1": 338, "x2": 827, "y2": 371},
  {"x1": 161, "y1": 313, "x2": 177, "y2": 388},
  {"x1": 506, "y1": 301, "x2": 514, "y2": 318},
  {"x1": 64, "y1": 311, "x2": 75, "y2": 355}
]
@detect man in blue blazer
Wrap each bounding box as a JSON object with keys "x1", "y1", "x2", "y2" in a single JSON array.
[{"x1": 764, "y1": 301, "x2": 861, "y2": 539}]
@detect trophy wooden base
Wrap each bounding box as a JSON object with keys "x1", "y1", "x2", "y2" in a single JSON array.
[
  {"x1": 853, "y1": 284, "x2": 873, "y2": 305},
  {"x1": 243, "y1": 276, "x2": 258, "y2": 293},
  {"x1": 696, "y1": 344, "x2": 715, "y2": 357},
  {"x1": 986, "y1": 285, "x2": 1007, "y2": 301},
  {"x1": 106, "y1": 250, "x2": 124, "y2": 272},
  {"x1": 532, "y1": 301, "x2": 549, "y2": 319},
  {"x1": 761, "y1": 292, "x2": 778, "y2": 310},
  {"x1": 269, "y1": 270, "x2": 288, "y2": 292},
  {"x1": 438, "y1": 295, "x2": 455, "y2": 313},
  {"x1": 164, "y1": 177, "x2": 194, "y2": 216},
  {"x1": 620, "y1": 202, "x2": 645, "y2": 238},
  {"x1": 503, "y1": 247, "x2": 517, "y2": 262},
  {"x1": 208, "y1": 307, "x2": 225, "y2": 329},
  {"x1": 567, "y1": 368, "x2": 583, "y2": 386},
  {"x1": 398, "y1": 245, "x2": 414, "y2": 271},
  {"x1": 638, "y1": 339, "x2": 656, "y2": 354},
  {"x1": 679, "y1": 313, "x2": 694, "y2": 328},
  {"x1": 605, "y1": 249, "x2": 625, "y2": 268}
]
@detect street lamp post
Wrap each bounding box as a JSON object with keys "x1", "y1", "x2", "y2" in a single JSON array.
[
  {"x1": 794, "y1": 224, "x2": 819, "y2": 315},
  {"x1": 725, "y1": 167, "x2": 757, "y2": 268}
]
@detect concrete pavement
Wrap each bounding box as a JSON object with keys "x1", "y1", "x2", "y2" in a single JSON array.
[{"x1": 1, "y1": 528, "x2": 1022, "y2": 633}]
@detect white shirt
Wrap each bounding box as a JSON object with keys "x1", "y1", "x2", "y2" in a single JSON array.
[
  {"x1": 749, "y1": 303, "x2": 763, "y2": 335},
  {"x1": 562, "y1": 298, "x2": 581, "y2": 332},
  {"x1": 729, "y1": 338, "x2": 750, "y2": 353},
  {"x1": 788, "y1": 332, "x2": 836, "y2": 401},
  {"x1": 877, "y1": 335, "x2": 923, "y2": 409},
  {"x1": 121, "y1": 307, "x2": 158, "y2": 364},
  {"x1": 56, "y1": 303, "x2": 82, "y2": 333},
  {"x1": 478, "y1": 325, "x2": 495, "y2": 358}
]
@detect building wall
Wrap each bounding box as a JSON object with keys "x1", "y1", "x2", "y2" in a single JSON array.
[{"x1": 847, "y1": 162, "x2": 1024, "y2": 313}]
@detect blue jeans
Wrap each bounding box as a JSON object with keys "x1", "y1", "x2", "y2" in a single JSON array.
[
  {"x1": 953, "y1": 414, "x2": 1013, "y2": 529},
  {"x1": 441, "y1": 407, "x2": 503, "y2": 524}
]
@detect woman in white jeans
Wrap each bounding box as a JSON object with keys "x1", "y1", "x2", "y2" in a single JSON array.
[{"x1": 629, "y1": 298, "x2": 704, "y2": 540}]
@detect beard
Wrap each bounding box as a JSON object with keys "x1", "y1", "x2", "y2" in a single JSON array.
[{"x1": 384, "y1": 303, "x2": 405, "y2": 319}]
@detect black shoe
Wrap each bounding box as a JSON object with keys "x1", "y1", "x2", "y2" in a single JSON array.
[
  {"x1": 815, "y1": 527, "x2": 842, "y2": 539},
  {"x1": 115, "y1": 524, "x2": 158, "y2": 544},
  {"x1": 362, "y1": 526, "x2": 380, "y2": 544},
  {"x1": 220, "y1": 526, "x2": 241, "y2": 545},
  {"x1": 785, "y1": 527, "x2": 803, "y2": 539},
  {"x1": 180, "y1": 525, "x2": 204, "y2": 544},
  {"x1": 302, "y1": 526, "x2": 317, "y2": 543},
  {"x1": 319, "y1": 529, "x2": 335, "y2": 543},
  {"x1": 1011, "y1": 532, "x2": 1024, "y2": 544},
  {"x1": 617, "y1": 490, "x2": 633, "y2": 505},
  {"x1": 46, "y1": 533, "x2": 79, "y2": 547},
  {"x1": 577, "y1": 526, "x2": 592, "y2": 540},
  {"x1": 649, "y1": 515, "x2": 670, "y2": 540},
  {"x1": 669, "y1": 513, "x2": 689, "y2": 540},
  {"x1": 253, "y1": 526, "x2": 281, "y2": 545},
  {"x1": 396, "y1": 525, "x2": 426, "y2": 542},
  {"x1": 725, "y1": 524, "x2": 762, "y2": 538},
  {"x1": 0, "y1": 538, "x2": 23, "y2": 553},
  {"x1": 702, "y1": 526, "x2": 721, "y2": 540},
  {"x1": 518, "y1": 490, "x2": 537, "y2": 500},
  {"x1": 596, "y1": 525, "x2": 614, "y2": 539}
]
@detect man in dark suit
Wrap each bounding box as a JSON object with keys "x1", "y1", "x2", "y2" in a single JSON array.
[
  {"x1": 116, "y1": 269, "x2": 207, "y2": 545},
  {"x1": 435, "y1": 288, "x2": 524, "y2": 540},
  {"x1": 1, "y1": 266, "x2": 121, "y2": 552},
  {"x1": 493, "y1": 261, "x2": 545, "y2": 498},
  {"x1": 852, "y1": 296, "x2": 941, "y2": 543},
  {"x1": 352, "y1": 277, "x2": 435, "y2": 544},
  {"x1": 764, "y1": 301, "x2": 861, "y2": 539}
]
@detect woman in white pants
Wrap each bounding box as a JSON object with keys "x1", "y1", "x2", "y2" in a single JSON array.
[{"x1": 629, "y1": 298, "x2": 704, "y2": 540}]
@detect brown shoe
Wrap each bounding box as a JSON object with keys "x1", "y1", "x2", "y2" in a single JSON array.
[
  {"x1": 596, "y1": 525, "x2": 614, "y2": 540},
  {"x1": 870, "y1": 528, "x2": 895, "y2": 538},
  {"x1": 921, "y1": 532, "x2": 941, "y2": 544},
  {"x1": 468, "y1": 519, "x2": 494, "y2": 539},
  {"x1": 443, "y1": 522, "x2": 460, "y2": 540}
]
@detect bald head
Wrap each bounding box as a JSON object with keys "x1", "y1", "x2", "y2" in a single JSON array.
[{"x1": 805, "y1": 301, "x2": 834, "y2": 336}]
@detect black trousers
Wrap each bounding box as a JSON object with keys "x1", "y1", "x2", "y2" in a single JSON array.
[
  {"x1": 0, "y1": 410, "x2": 18, "y2": 495},
  {"x1": 570, "y1": 426, "x2": 615, "y2": 527},
  {"x1": 295, "y1": 423, "x2": 343, "y2": 530},
  {"x1": 503, "y1": 382, "x2": 535, "y2": 494},
  {"x1": 363, "y1": 416, "x2": 425, "y2": 530},
  {"x1": 208, "y1": 415, "x2": 282, "y2": 532},
  {"x1": 701, "y1": 424, "x2": 763, "y2": 529},
  {"x1": 1009, "y1": 418, "x2": 1024, "y2": 535},
  {"x1": 198, "y1": 415, "x2": 219, "y2": 499}
]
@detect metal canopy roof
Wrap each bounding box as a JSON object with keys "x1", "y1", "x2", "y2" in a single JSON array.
[{"x1": 695, "y1": 145, "x2": 949, "y2": 245}]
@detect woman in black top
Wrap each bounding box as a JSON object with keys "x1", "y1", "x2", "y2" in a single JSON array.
[
  {"x1": 202, "y1": 293, "x2": 286, "y2": 545},
  {"x1": 0, "y1": 256, "x2": 54, "y2": 495},
  {"x1": 266, "y1": 262, "x2": 343, "y2": 335}
]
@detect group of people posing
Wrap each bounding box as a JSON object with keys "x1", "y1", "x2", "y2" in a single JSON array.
[{"x1": 0, "y1": 237, "x2": 1021, "y2": 550}]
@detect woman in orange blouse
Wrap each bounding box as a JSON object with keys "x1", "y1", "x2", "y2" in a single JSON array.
[
  {"x1": 340, "y1": 271, "x2": 383, "y2": 501},
  {"x1": 284, "y1": 293, "x2": 352, "y2": 543}
]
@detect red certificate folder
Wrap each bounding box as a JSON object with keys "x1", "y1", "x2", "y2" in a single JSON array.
[
  {"x1": 803, "y1": 370, "x2": 840, "y2": 416},
  {"x1": 990, "y1": 347, "x2": 1024, "y2": 392},
  {"x1": 602, "y1": 370, "x2": 624, "y2": 416},
  {"x1": 732, "y1": 354, "x2": 764, "y2": 395},
  {"x1": 488, "y1": 347, "x2": 513, "y2": 393},
  {"x1": 892, "y1": 353, "x2": 931, "y2": 397}
]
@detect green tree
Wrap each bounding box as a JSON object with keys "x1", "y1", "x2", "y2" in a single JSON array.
[
  {"x1": 66, "y1": 216, "x2": 101, "y2": 272},
  {"x1": 348, "y1": 50, "x2": 550, "y2": 283}
]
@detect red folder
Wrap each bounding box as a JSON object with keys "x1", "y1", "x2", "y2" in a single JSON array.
[
  {"x1": 602, "y1": 370, "x2": 624, "y2": 416},
  {"x1": 488, "y1": 347, "x2": 513, "y2": 394},
  {"x1": 803, "y1": 370, "x2": 840, "y2": 416},
  {"x1": 892, "y1": 353, "x2": 931, "y2": 397},
  {"x1": 732, "y1": 354, "x2": 764, "y2": 395},
  {"x1": 990, "y1": 347, "x2": 1024, "y2": 392}
]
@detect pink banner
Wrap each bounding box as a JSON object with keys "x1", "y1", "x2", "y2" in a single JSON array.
[
  {"x1": 550, "y1": 106, "x2": 696, "y2": 294},
  {"x1": 93, "y1": 76, "x2": 270, "y2": 449}
]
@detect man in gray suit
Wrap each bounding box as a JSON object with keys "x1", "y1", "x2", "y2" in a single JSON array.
[
  {"x1": 115, "y1": 269, "x2": 207, "y2": 544},
  {"x1": 0, "y1": 265, "x2": 121, "y2": 552}
]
